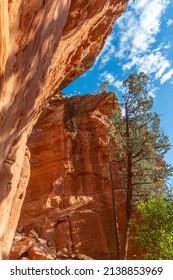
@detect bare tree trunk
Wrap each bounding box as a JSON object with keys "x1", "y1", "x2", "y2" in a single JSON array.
[
  {"x1": 124, "y1": 103, "x2": 133, "y2": 259},
  {"x1": 107, "y1": 135, "x2": 121, "y2": 260},
  {"x1": 124, "y1": 219, "x2": 130, "y2": 259}
]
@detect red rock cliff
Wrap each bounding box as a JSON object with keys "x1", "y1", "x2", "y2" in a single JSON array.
[
  {"x1": 18, "y1": 92, "x2": 120, "y2": 259},
  {"x1": 0, "y1": 0, "x2": 128, "y2": 259}
]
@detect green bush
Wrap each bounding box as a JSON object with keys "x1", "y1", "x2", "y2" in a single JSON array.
[{"x1": 132, "y1": 196, "x2": 173, "y2": 259}]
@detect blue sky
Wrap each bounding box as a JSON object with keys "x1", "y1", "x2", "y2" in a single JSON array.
[{"x1": 63, "y1": 0, "x2": 173, "y2": 167}]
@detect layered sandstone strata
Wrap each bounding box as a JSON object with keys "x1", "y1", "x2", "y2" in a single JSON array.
[
  {"x1": 0, "y1": 0, "x2": 128, "y2": 259},
  {"x1": 18, "y1": 92, "x2": 120, "y2": 259}
]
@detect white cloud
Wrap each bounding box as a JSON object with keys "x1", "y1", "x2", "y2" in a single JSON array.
[
  {"x1": 155, "y1": 58, "x2": 170, "y2": 79},
  {"x1": 167, "y1": 19, "x2": 173, "y2": 26},
  {"x1": 99, "y1": 71, "x2": 124, "y2": 92},
  {"x1": 113, "y1": 80, "x2": 124, "y2": 92},
  {"x1": 117, "y1": 0, "x2": 170, "y2": 56},
  {"x1": 115, "y1": 0, "x2": 172, "y2": 84},
  {"x1": 99, "y1": 71, "x2": 115, "y2": 85},
  {"x1": 94, "y1": 0, "x2": 172, "y2": 86},
  {"x1": 148, "y1": 87, "x2": 158, "y2": 98},
  {"x1": 160, "y1": 69, "x2": 173, "y2": 84},
  {"x1": 121, "y1": 107, "x2": 125, "y2": 117},
  {"x1": 99, "y1": 44, "x2": 115, "y2": 68},
  {"x1": 94, "y1": 33, "x2": 116, "y2": 68},
  {"x1": 123, "y1": 50, "x2": 170, "y2": 80},
  {"x1": 105, "y1": 73, "x2": 115, "y2": 84}
]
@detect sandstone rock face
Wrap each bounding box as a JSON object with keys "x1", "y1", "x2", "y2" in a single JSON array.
[
  {"x1": 10, "y1": 236, "x2": 35, "y2": 260},
  {"x1": 0, "y1": 134, "x2": 30, "y2": 259},
  {"x1": 18, "y1": 92, "x2": 123, "y2": 259},
  {"x1": 28, "y1": 242, "x2": 56, "y2": 260},
  {"x1": 0, "y1": 0, "x2": 128, "y2": 259},
  {"x1": 0, "y1": 0, "x2": 128, "y2": 170},
  {"x1": 0, "y1": 0, "x2": 9, "y2": 92}
]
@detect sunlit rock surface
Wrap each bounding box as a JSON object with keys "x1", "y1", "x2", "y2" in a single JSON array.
[
  {"x1": 17, "y1": 92, "x2": 126, "y2": 259},
  {"x1": 0, "y1": 0, "x2": 128, "y2": 259}
]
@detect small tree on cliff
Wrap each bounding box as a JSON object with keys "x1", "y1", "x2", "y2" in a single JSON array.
[
  {"x1": 110, "y1": 72, "x2": 172, "y2": 259},
  {"x1": 100, "y1": 82, "x2": 109, "y2": 92}
]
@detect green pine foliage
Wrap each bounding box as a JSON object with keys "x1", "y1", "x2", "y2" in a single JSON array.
[
  {"x1": 109, "y1": 72, "x2": 172, "y2": 259},
  {"x1": 132, "y1": 196, "x2": 173, "y2": 259},
  {"x1": 110, "y1": 72, "x2": 172, "y2": 200}
]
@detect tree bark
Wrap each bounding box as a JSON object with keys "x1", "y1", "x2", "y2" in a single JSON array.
[
  {"x1": 107, "y1": 135, "x2": 121, "y2": 260},
  {"x1": 124, "y1": 103, "x2": 133, "y2": 259}
]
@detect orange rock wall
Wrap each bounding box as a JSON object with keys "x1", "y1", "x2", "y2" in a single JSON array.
[
  {"x1": 0, "y1": 0, "x2": 128, "y2": 259},
  {"x1": 19, "y1": 92, "x2": 120, "y2": 259}
]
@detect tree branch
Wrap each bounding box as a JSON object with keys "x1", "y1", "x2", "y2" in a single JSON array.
[
  {"x1": 132, "y1": 157, "x2": 158, "y2": 164},
  {"x1": 132, "y1": 139, "x2": 147, "y2": 159},
  {"x1": 132, "y1": 181, "x2": 155, "y2": 186}
]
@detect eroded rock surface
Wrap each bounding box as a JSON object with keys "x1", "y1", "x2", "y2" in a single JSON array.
[
  {"x1": 17, "y1": 92, "x2": 124, "y2": 259},
  {"x1": 0, "y1": 0, "x2": 128, "y2": 259},
  {"x1": 10, "y1": 236, "x2": 35, "y2": 260}
]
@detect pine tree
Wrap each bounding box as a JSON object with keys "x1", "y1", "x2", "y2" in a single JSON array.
[{"x1": 110, "y1": 72, "x2": 172, "y2": 259}]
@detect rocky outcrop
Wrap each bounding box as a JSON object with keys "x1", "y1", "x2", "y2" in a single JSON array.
[
  {"x1": 15, "y1": 92, "x2": 125, "y2": 260},
  {"x1": 10, "y1": 235, "x2": 35, "y2": 260},
  {"x1": 0, "y1": 0, "x2": 9, "y2": 92},
  {"x1": 0, "y1": 0, "x2": 128, "y2": 259},
  {"x1": 10, "y1": 231, "x2": 94, "y2": 260},
  {"x1": 0, "y1": 134, "x2": 30, "y2": 259}
]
